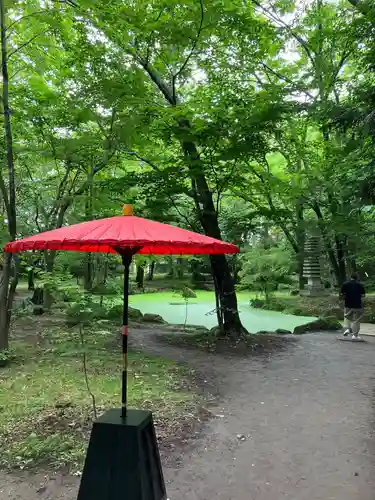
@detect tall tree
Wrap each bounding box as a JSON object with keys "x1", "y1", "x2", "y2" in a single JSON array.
[{"x1": 0, "y1": 0, "x2": 18, "y2": 351}]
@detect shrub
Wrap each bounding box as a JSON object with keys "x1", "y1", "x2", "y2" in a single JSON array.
[{"x1": 240, "y1": 245, "x2": 295, "y2": 301}]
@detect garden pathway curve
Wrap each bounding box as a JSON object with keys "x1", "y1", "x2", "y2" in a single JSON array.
[{"x1": 2, "y1": 331, "x2": 375, "y2": 499}]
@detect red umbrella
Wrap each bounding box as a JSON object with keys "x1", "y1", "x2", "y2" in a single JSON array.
[{"x1": 5, "y1": 205, "x2": 239, "y2": 416}]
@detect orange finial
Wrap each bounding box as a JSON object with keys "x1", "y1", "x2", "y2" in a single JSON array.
[{"x1": 122, "y1": 204, "x2": 133, "y2": 216}]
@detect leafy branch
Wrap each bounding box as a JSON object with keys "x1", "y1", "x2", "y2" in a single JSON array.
[{"x1": 171, "y1": 0, "x2": 204, "y2": 102}]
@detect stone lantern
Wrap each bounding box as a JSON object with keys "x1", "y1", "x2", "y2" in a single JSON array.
[{"x1": 301, "y1": 234, "x2": 325, "y2": 296}]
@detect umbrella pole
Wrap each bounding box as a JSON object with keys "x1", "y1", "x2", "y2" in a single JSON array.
[
  {"x1": 121, "y1": 254, "x2": 132, "y2": 418},
  {"x1": 78, "y1": 248, "x2": 166, "y2": 500}
]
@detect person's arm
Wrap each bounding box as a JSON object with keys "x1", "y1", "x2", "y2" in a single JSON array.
[
  {"x1": 361, "y1": 284, "x2": 366, "y2": 298},
  {"x1": 340, "y1": 283, "x2": 346, "y2": 300}
]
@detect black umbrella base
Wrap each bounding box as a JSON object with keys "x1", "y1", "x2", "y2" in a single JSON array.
[{"x1": 77, "y1": 409, "x2": 166, "y2": 500}]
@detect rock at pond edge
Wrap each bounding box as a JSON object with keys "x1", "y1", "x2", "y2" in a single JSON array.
[
  {"x1": 276, "y1": 329, "x2": 293, "y2": 335},
  {"x1": 293, "y1": 317, "x2": 341, "y2": 335},
  {"x1": 128, "y1": 306, "x2": 143, "y2": 320},
  {"x1": 142, "y1": 313, "x2": 166, "y2": 324}
]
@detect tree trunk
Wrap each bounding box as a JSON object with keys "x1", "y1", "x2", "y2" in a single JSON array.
[
  {"x1": 41, "y1": 251, "x2": 55, "y2": 310},
  {"x1": 180, "y1": 135, "x2": 244, "y2": 335},
  {"x1": 0, "y1": 254, "x2": 11, "y2": 350},
  {"x1": 167, "y1": 257, "x2": 174, "y2": 277},
  {"x1": 335, "y1": 237, "x2": 347, "y2": 286},
  {"x1": 100, "y1": 256, "x2": 108, "y2": 307},
  {"x1": 349, "y1": 257, "x2": 357, "y2": 274},
  {"x1": 138, "y1": 60, "x2": 244, "y2": 336},
  {"x1": 176, "y1": 257, "x2": 184, "y2": 279},
  {"x1": 0, "y1": 0, "x2": 18, "y2": 353},
  {"x1": 190, "y1": 260, "x2": 201, "y2": 284},
  {"x1": 28, "y1": 269, "x2": 35, "y2": 291},
  {"x1": 84, "y1": 253, "x2": 94, "y2": 291},
  {"x1": 136, "y1": 265, "x2": 144, "y2": 289},
  {"x1": 211, "y1": 263, "x2": 223, "y2": 330},
  {"x1": 209, "y1": 254, "x2": 242, "y2": 334},
  {"x1": 262, "y1": 222, "x2": 271, "y2": 249},
  {"x1": 147, "y1": 261, "x2": 155, "y2": 280}
]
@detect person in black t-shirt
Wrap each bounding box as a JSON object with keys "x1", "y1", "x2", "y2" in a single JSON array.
[{"x1": 340, "y1": 272, "x2": 365, "y2": 340}]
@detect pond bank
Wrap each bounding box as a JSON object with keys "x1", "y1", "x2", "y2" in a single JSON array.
[
  {"x1": 251, "y1": 294, "x2": 375, "y2": 324},
  {"x1": 129, "y1": 291, "x2": 316, "y2": 333}
]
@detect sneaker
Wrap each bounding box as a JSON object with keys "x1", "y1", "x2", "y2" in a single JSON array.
[
  {"x1": 352, "y1": 334, "x2": 362, "y2": 341},
  {"x1": 343, "y1": 329, "x2": 350, "y2": 336}
]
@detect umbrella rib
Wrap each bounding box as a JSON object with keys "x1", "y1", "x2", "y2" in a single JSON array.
[{"x1": 81, "y1": 220, "x2": 117, "y2": 246}]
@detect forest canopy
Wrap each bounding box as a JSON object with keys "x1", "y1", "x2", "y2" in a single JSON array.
[{"x1": 0, "y1": 0, "x2": 375, "y2": 347}]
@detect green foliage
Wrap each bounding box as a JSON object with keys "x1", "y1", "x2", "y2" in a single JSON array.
[
  {"x1": 65, "y1": 299, "x2": 107, "y2": 327},
  {"x1": 2, "y1": 0, "x2": 375, "y2": 345},
  {"x1": 0, "y1": 349, "x2": 15, "y2": 367},
  {"x1": 240, "y1": 246, "x2": 294, "y2": 300}
]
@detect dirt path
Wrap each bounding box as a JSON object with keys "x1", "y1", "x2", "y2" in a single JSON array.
[{"x1": 2, "y1": 331, "x2": 375, "y2": 499}]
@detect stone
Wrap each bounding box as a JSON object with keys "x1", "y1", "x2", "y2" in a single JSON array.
[
  {"x1": 302, "y1": 234, "x2": 326, "y2": 296},
  {"x1": 293, "y1": 317, "x2": 341, "y2": 335},
  {"x1": 128, "y1": 307, "x2": 143, "y2": 320},
  {"x1": 142, "y1": 313, "x2": 166, "y2": 324},
  {"x1": 106, "y1": 305, "x2": 143, "y2": 321},
  {"x1": 276, "y1": 329, "x2": 292, "y2": 335},
  {"x1": 181, "y1": 286, "x2": 197, "y2": 299}
]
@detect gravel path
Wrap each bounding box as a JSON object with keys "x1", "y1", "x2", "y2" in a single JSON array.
[{"x1": 2, "y1": 331, "x2": 375, "y2": 499}]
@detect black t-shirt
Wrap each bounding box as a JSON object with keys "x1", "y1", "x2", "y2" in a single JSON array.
[{"x1": 341, "y1": 280, "x2": 365, "y2": 309}]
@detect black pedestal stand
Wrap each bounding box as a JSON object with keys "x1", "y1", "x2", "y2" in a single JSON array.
[
  {"x1": 77, "y1": 409, "x2": 166, "y2": 500},
  {"x1": 77, "y1": 252, "x2": 166, "y2": 500}
]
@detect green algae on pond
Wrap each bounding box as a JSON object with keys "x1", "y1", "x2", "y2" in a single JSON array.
[{"x1": 129, "y1": 291, "x2": 316, "y2": 333}]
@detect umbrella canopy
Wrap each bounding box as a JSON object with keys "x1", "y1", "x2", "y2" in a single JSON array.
[
  {"x1": 4, "y1": 206, "x2": 239, "y2": 418},
  {"x1": 4, "y1": 213, "x2": 239, "y2": 255}
]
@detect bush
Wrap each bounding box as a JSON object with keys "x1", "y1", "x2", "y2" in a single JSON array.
[
  {"x1": 240, "y1": 245, "x2": 295, "y2": 300},
  {"x1": 65, "y1": 300, "x2": 107, "y2": 327},
  {"x1": 251, "y1": 298, "x2": 286, "y2": 312}
]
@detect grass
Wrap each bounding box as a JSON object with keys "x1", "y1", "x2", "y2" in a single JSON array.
[{"x1": 0, "y1": 320, "x2": 195, "y2": 471}]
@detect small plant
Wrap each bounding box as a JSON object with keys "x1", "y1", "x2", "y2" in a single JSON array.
[
  {"x1": 0, "y1": 349, "x2": 14, "y2": 367},
  {"x1": 173, "y1": 286, "x2": 197, "y2": 328},
  {"x1": 65, "y1": 295, "x2": 99, "y2": 419}
]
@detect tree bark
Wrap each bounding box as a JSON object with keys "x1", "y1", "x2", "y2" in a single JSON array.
[
  {"x1": 190, "y1": 260, "x2": 201, "y2": 284},
  {"x1": 28, "y1": 269, "x2": 35, "y2": 291},
  {"x1": 183, "y1": 138, "x2": 244, "y2": 334},
  {"x1": 136, "y1": 265, "x2": 144, "y2": 289},
  {"x1": 176, "y1": 257, "x2": 184, "y2": 279},
  {"x1": 211, "y1": 262, "x2": 223, "y2": 330},
  {"x1": 0, "y1": 0, "x2": 18, "y2": 352},
  {"x1": 335, "y1": 237, "x2": 347, "y2": 285},
  {"x1": 167, "y1": 257, "x2": 175, "y2": 277},
  {"x1": 138, "y1": 59, "x2": 244, "y2": 335},
  {"x1": 147, "y1": 261, "x2": 155, "y2": 280}
]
